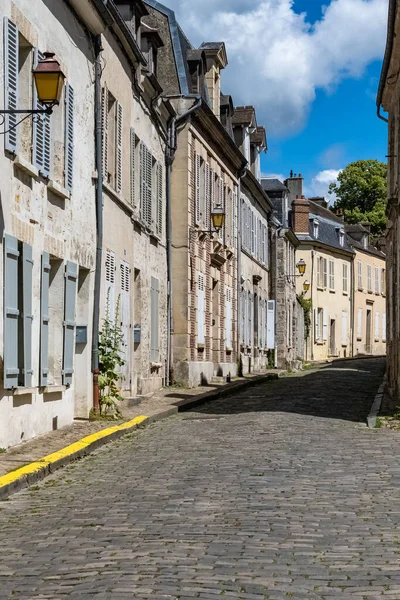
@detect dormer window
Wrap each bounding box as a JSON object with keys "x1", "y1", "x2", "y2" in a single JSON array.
[
  {"x1": 313, "y1": 218, "x2": 319, "y2": 239},
  {"x1": 337, "y1": 228, "x2": 345, "y2": 247},
  {"x1": 140, "y1": 25, "x2": 164, "y2": 77},
  {"x1": 363, "y1": 234, "x2": 368, "y2": 249}
]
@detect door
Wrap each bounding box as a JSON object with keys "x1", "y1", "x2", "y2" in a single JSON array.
[
  {"x1": 329, "y1": 319, "x2": 336, "y2": 356},
  {"x1": 366, "y1": 309, "x2": 372, "y2": 354},
  {"x1": 212, "y1": 279, "x2": 219, "y2": 364},
  {"x1": 120, "y1": 261, "x2": 131, "y2": 391}
]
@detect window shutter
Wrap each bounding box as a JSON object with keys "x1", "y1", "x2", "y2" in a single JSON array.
[
  {"x1": 205, "y1": 163, "x2": 210, "y2": 228},
  {"x1": 317, "y1": 258, "x2": 321, "y2": 287},
  {"x1": 194, "y1": 153, "x2": 201, "y2": 225},
  {"x1": 150, "y1": 277, "x2": 160, "y2": 362},
  {"x1": 130, "y1": 128, "x2": 136, "y2": 207},
  {"x1": 3, "y1": 235, "x2": 19, "y2": 389},
  {"x1": 323, "y1": 258, "x2": 328, "y2": 288},
  {"x1": 251, "y1": 211, "x2": 255, "y2": 255},
  {"x1": 225, "y1": 288, "x2": 232, "y2": 349},
  {"x1": 232, "y1": 190, "x2": 237, "y2": 245},
  {"x1": 140, "y1": 142, "x2": 145, "y2": 219},
  {"x1": 62, "y1": 261, "x2": 78, "y2": 386},
  {"x1": 342, "y1": 311, "x2": 347, "y2": 346},
  {"x1": 258, "y1": 296, "x2": 263, "y2": 348},
  {"x1": 120, "y1": 261, "x2": 130, "y2": 387},
  {"x1": 115, "y1": 102, "x2": 123, "y2": 193},
  {"x1": 329, "y1": 261, "x2": 334, "y2": 289},
  {"x1": 33, "y1": 49, "x2": 51, "y2": 177},
  {"x1": 157, "y1": 163, "x2": 163, "y2": 236},
  {"x1": 101, "y1": 86, "x2": 108, "y2": 181},
  {"x1": 267, "y1": 300, "x2": 275, "y2": 350},
  {"x1": 210, "y1": 169, "x2": 215, "y2": 209},
  {"x1": 4, "y1": 18, "x2": 19, "y2": 154},
  {"x1": 375, "y1": 311, "x2": 380, "y2": 341},
  {"x1": 218, "y1": 177, "x2": 224, "y2": 241},
  {"x1": 358, "y1": 261, "x2": 362, "y2": 289},
  {"x1": 243, "y1": 291, "x2": 248, "y2": 345},
  {"x1": 146, "y1": 146, "x2": 152, "y2": 226},
  {"x1": 22, "y1": 243, "x2": 34, "y2": 387},
  {"x1": 105, "y1": 249, "x2": 116, "y2": 318},
  {"x1": 64, "y1": 82, "x2": 74, "y2": 191},
  {"x1": 315, "y1": 309, "x2": 319, "y2": 341},
  {"x1": 197, "y1": 273, "x2": 205, "y2": 345},
  {"x1": 40, "y1": 252, "x2": 50, "y2": 387},
  {"x1": 357, "y1": 308, "x2": 363, "y2": 339},
  {"x1": 382, "y1": 313, "x2": 386, "y2": 342},
  {"x1": 323, "y1": 309, "x2": 328, "y2": 341},
  {"x1": 367, "y1": 265, "x2": 372, "y2": 291}
]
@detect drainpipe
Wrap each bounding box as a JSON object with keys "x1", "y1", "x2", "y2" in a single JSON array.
[
  {"x1": 91, "y1": 35, "x2": 103, "y2": 411},
  {"x1": 165, "y1": 96, "x2": 202, "y2": 385},
  {"x1": 236, "y1": 168, "x2": 246, "y2": 371}
]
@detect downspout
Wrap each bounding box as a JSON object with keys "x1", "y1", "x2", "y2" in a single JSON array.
[
  {"x1": 273, "y1": 226, "x2": 282, "y2": 368},
  {"x1": 236, "y1": 168, "x2": 246, "y2": 372},
  {"x1": 91, "y1": 35, "x2": 103, "y2": 411},
  {"x1": 165, "y1": 96, "x2": 202, "y2": 386},
  {"x1": 311, "y1": 249, "x2": 315, "y2": 361}
]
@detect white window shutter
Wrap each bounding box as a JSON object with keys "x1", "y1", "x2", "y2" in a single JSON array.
[
  {"x1": 62, "y1": 261, "x2": 78, "y2": 386},
  {"x1": 323, "y1": 309, "x2": 328, "y2": 341},
  {"x1": 115, "y1": 102, "x2": 123, "y2": 193},
  {"x1": 342, "y1": 311, "x2": 348, "y2": 346},
  {"x1": 225, "y1": 288, "x2": 232, "y2": 349},
  {"x1": 33, "y1": 48, "x2": 51, "y2": 177},
  {"x1": 375, "y1": 311, "x2": 380, "y2": 341},
  {"x1": 101, "y1": 86, "x2": 108, "y2": 181},
  {"x1": 267, "y1": 300, "x2": 275, "y2": 350},
  {"x1": 382, "y1": 313, "x2": 386, "y2": 342},
  {"x1": 146, "y1": 146, "x2": 153, "y2": 227},
  {"x1": 218, "y1": 177, "x2": 224, "y2": 241},
  {"x1": 4, "y1": 18, "x2": 19, "y2": 154},
  {"x1": 156, "y1": 163, "x2": 163, "y2": 236},
  {"x1": 105, "y1": 249, "x2": 116, "y2": 318},
  {"x1": 315, "y1": 309, "x2": 319, "y2": 341},
  {"x1": 205, "y1": 163, "x2": 210, "y2": 228},
  {"x1": 195, "y1": 152, "x2": 201, "y2": 225},
  {"x1": 357, "y1": 308, "x2": 363, "y2": 338},
  {"x1": 197, "y1": 273, "x2": 205, "y2": 344},
  {"x1": 323, "y1": 258, "x2": 328, "y2": 288},
  {"x1": 64, "y1": 82, "x2": 74, "y2": 192},
  {"x1": 130, "y1": 128, "x2": 136, "y2": 207},
  {"x1": 140, "y1": 142, "x2": 145, "y2": 219}
]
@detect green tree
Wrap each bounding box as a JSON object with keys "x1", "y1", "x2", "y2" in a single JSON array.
[{"x1": 329, "y1": 159, "x2": 387, "y2": 235}]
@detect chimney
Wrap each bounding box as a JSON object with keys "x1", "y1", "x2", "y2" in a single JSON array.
[
  {"x1": 285, "y1": 171, "x2": 304, "y2": 205},
  {"x1": 292, "y1": 197, "x2": 310, "y2": 235},
  {"x1": 361, "y1": 221, "x2": 371, "y2": 233}
]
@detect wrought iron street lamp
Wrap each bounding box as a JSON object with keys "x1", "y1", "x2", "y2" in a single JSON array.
[
  {"x1": 286, "y1": 258, "x2": 307, "y2": 282},
  {"x1": 191, "y1": 206, "x2": 226, "y2": 237},
  {"x1": 303, "y1": 279, "x2": 310, "y2": 293},
  {"x1": 0, "y1": 52, "x2": 65, "y2": 135}
]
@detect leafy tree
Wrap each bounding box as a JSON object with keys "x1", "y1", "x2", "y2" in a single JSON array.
[{"x1": 329, "y1": 159, "x2": 387, "y2": 235}]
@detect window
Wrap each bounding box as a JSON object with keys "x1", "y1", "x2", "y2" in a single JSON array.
[
  {"x1": 367, "y1": 264, "x2": 372, "y2": 292},
  {"x1": 329, "y1": 260, "x2": 335, "y2": 290},
  {"x1": 102, "y1": 87, "x2": 123, "y2": 192},
  {"x1": 343, "y1": 263, "x2": 348, "y2": 294},
  {"x1": 225, "y1": 287, "x2": 232, "y2": 350},
  {"x1": 323, "y1": 258, "x2": 328, "y2": 289},
  {"x1": 150, "y1": 276, "x2": 160, "y2": 361},
  {"x1": 357, "y1": 308, "x2": 363, "y2": 340},
  {"x1": 317, "y1": 257, "x2": 327, "y2": 288},
  {"x1": 139, "y1": 141, "x2": 162, "y2": 234},
  {"x1": 382, "y1": 313, "x2": 386, "y2": 343},
  {"x1": 374, "y1": 267, "x2": 380, "y2": 295},
  {"x1": 342, "y1": 311, "x2": 348, "y2": 346},
  {"x1": 197, "y1": 273, "x2": 205, "y2": 345},
  {"x1": 357, "y1": 261, "x2": 363, "y2": 290},
  {"x1": 315, "y1": 308, "x2": 324, "y2": 342},
  {"x1": 375, "y1": 311, "x2": 380, "y2": 342},
  {"x1": 313, "y1": 219, "x2": 319, "y2": 239},
  {"x1": 381, "y1": 268, "x2": 386, "y2": 296},
  {"x1": 338, "y1": 229, "x2": 345, "y2": 247}
]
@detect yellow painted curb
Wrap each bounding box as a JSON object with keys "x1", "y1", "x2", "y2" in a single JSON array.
[{"x1": 0, "y1": 415, "x2": 148, "y2": 490}]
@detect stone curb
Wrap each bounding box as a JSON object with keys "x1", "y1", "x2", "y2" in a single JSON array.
[
  {"x1": 0, "y1": 372, "x2": 279, "y2": 501},
  {"x1": 367, "y1": 374, "x2": 387, "y2": 428}
]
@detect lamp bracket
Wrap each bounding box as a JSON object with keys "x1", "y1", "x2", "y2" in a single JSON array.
[{"x1": 0, "y1": 104, "x2": 56, "y2": 137}]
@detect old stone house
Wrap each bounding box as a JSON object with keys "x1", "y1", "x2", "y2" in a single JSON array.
[
  {"x1": 144, "y1": 1, "x2": 246, "y2": 387},
  {"x1": 233, "y1": 107, "x2": 272, "y2": 374},
  {"x1": 261, "y1": 178, "x2": 304, "y2": 369},
  {"x1": 377, "y1": 0, "x2": 398, "y2": 399},
  {"x1": 346, "y1": 224, "x2": 386, "y2": 357},
  {"x1": 0, "y1": 0, "x2": 97, "y2": 447},
  {"x1": 288, "y1": 176, "x2": 354, "y2": 361}
]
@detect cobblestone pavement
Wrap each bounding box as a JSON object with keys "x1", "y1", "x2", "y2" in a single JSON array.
[{"x1": 1, "y1": 357, "x2": 397, "y2": 600}]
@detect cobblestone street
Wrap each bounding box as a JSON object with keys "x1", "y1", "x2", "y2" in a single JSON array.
[{"x1": 1, "y1": 358, "x2": 397, "y2": 600}]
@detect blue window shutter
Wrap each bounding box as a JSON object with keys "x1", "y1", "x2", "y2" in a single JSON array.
[
  {"x1": 115, "y1": 101, "x2": 123, "y2": 193},
  {"x1": 32, "y1": 48, "x2": 51, "y2": 177},
  {"x1": 150, "y1": 277, "x2": 159, "y2": 362},
  {"x1": 22, "y1": 243, "x2": 34, "y2": 387},
  {"x1": 63, "y1": 261, "x2": 78, "y2": 386},
  {"x1": 4, "y1": 18, "x2": 19, "y2": 154},
  {"x1": 64, "y1": 82, "x2": 74, "y2": 191},
  {"x1": 130, "y1": 128, "x2": 136, "y2": 207},
  {"x1": 157, "y1": 163, "x2": 163, "y2": 236},
  {"x1": 4, "y1": 235, "x2": 19, "y2": 388},
  {"x1": 40, "y1": 252, "x2": 50, "y2": 386}
]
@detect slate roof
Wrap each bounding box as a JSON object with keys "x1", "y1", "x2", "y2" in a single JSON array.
[
  {"x1": 348, "y1": 238, "x2": 386, "y2": 258},
  {"x1": 199, "y1": 42, "x2": 224, "y2": 50},
  {"x1": 297, "y1": 212, "x2": 354, "y2": 253},
  {"x1": 345, "y1": 223, "x2": 370, "y2": 234},
  {"x1": 232, "y1": 106, "x2": 256, "y2": 126},
  {"x1": 250, "y1": 126, "x2": 267, "y2": 148},
  {"x1": 261, "y1": 178, "x2": 288, "y2": 192}
]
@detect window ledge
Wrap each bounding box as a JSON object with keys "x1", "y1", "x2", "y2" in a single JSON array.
[
  {"x1": 12, "y1": 387, "x2": 37, "y2": 395},
  {"x1": 357, "y1": 336, "x2": 362, "y2": 341},
  {"x1": 329, "y1": 289, "x2": 335, "y2": 293},
  {"x1": 150, "y1": 362, "x2": 162, "y2": 369},
  {"x1": 197, "y1": 344, "x2": 205, "y2": 351},
  {"x1": 48, "y1": 180, "x2": 70, "y2": 200},
  {"x1": 343, "y1": 291, "x2": 349, "y2": 296},
  {"x1": 42, "y1": 385, "x2": 67, "y2": 394},
  {"x1": 13, "y1": 155, "x2": 39, "y2": 178},
  {"x1": 316, "y1": 286, "x2": 325, "y2": 291},
  {"x1": 103, "y1": 181, "x2": 133, "y2": 215},
  {"x1": 316, "y1": 341, "x2": 325, "y2": 345}
]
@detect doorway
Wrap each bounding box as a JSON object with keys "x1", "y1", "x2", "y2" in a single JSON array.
[
  {"x1": 329, "y1": 319, "x2": 336, "y2": 356},
  {"x1": 212, "y1": 279, "x2": 219, "y2": 365},
  {"x1": 366, "y1": 309, "x2": 372, "y2": 354}
]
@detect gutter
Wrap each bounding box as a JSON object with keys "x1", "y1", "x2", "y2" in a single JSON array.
[{"x1": 377, "y1": 0, "x2": 396, "y2": 122}]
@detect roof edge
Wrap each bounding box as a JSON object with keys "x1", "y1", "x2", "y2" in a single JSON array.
[{"x1": 377, "y1": 0, "x2": 396, "y2": 111}]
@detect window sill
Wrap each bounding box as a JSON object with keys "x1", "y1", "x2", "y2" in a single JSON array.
[
  {"x1": 150, "y1": 362, "x2": 162, "y2": 369},
  {"x1": 358, "y1": 287, "x2": 363, "y2": 292},
  {"x1": 329, "y1": 289, "x2": 335, "y2": 293},
  {"x1": 357, "y1": 336, "x2": 362, "y2": 341},
  {"x1": 13, "y1": 155, "x2": 39, "y2": 178},
  {"x1": 103, "y1": 181, "x2": 133, "y2": 215},
  {"x1": 343, "y1": 291, "x2": 349, "y2": 296},
  {"x1": 316, "y1": 286, "x2": 325, "y2": 292},
  {"x1": 12, "y1": 387, "x2": 37, "y2": 395},
  {"x1": 197, "y1": 344, "x2": 205, "y2": 351},
  {"x1": 48, "y1": 180, "x2": 70, "y2": 200},
  {"x1": 315, "y1": 341, "x2": 325, "y2": 345},
  {"x1": 42, "y1": 385, "x2": 67, "y2": 394}
]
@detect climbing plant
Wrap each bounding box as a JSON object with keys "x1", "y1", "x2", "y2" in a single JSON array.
[
  {"x1": 98, "y1": 290, "x2": 126, "y2": 418},
  {"x1": 297, "y1": 295, "x2": 312, "y2": 340}
]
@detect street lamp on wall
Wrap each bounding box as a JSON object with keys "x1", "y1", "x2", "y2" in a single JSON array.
[
  {"x1": 190, "y1": 206, "x2": 226, "y2": 238},
  {"x1": 303, "y1": 280, "x2": 310, "y2": 293},
  {"x1": 0, "y1": 52, "x2": 65, "y2": 135},
  {"x1": 286, "y1": 258, "x2": 307, "y2": 282}
]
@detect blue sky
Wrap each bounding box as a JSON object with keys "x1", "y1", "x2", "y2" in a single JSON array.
[{"x1": 166, "y1": 0, "x2": 389, "y2": 198}]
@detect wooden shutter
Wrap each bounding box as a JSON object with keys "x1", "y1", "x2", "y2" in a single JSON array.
[
  {"x1": 130, "y1": 128, "x2": 136, "y2": 207},
  {"x1": 382, "y1": 313, "x2": 386, "y2": 342},
  {"x1": 156, "y1": 163, "x2": 163, "y2": 236},
  {"x1": 225, "y1": 287, "x2": 232, "y2": 349},
  {"x1": 341, "y1": 311, "x2": 348, "y2": 346},
  {"x1": 218, "y1": 177, "x2": 224, "y2": 241},
  {"x1": 367, "y1": 265, "x2": 372, "y2": 291},
  {"x1": 120, "y1": 261, "x2": 130, "y2": 390},
  {"x1": 151, "y1": 276, "x2": 160, "y2": 361},
  {"x1": 251, "y1": 211, "x2": 255, "y2": 255},
  {"x1": 4, "y1": 18, "x2": 19, "y2": 154},
  {"x1": 323, "y1": 258, "x2": 328, "y2": 288},
  {"x1": 250, "y1": 293, "x2": 254, "y2": 348},
  {"x1": 375, "y1": 311, "x2": 380, "y2": 341},
  {"x1": 140, "y1": 141, "x2": 145, "y2": 219},
  {"x1": 323, "y1": 309, "x2": 328, "y2": 341},
  {"x1": 210, "y1": 169, "x2": 215, "y2": 209},
  {"x1": 22, "y1": 243, "x2": 34, "y2": 387},
  {"x1": 316, "y1": 258, "x2": 321, "y2": 287},
  {"x1": 146, "y1": 146, "x2": 152, "y2": 226},
  {"x1": 258, "y1": 296, "x2": 262, "y2": 348},
  {"x1": 357, "y1": 308, "x2": 363, "y2": 339},
  {"x1": 243, "y1": 291, "x2": 248, "y2": 345},
  {"x1": 105, "y1": 249, "x2": 116, "y2": 318},
  {"x1": 33, "y1": 49, "x2": 51, "y2": 177},
  {"x1": 194, "y1": 152, "x2": 201, "y2": 225},
  {"x1": 40, "y1": 252, "x2": 50, "y2": 387},
  {"x1": 205, "y1": 163, "x2": 210, "y2": 228},
  {"x1": 4, "y1": 235, "x2": 19, "y2": 388},
  {"x1": 329, "y1": 261, "x2": 334, "y2": 289},
  {"x1": 101, "y1": 86, "x2": 108, "y2": 181},
  {"x1": 197, "y1": 273, "x2": 205, "y2": 345},
  {"x1": 62, "y1": 261, "x2": 78, "y2": 386},
  {"x1": 115, "y1": 101, "x2": 123, "y2": 193},
  {"x1": 64, "y1": 82, "x2": 74, "y2": 191},
  {"x1": 267, "y1": 300, "x2": 275, "y2": 350},
  {"x1": 315, "y1": 309, "x2": 319, "y2": 342},
  {"x1": 358, "y1": 261, "x2": 362, "y2": 289}
]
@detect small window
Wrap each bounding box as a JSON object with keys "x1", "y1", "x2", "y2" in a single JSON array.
[
  {"x1": 357, "y1": 260, "x2": 363, "y2": 290},
  {"x1": 343, "y1": 263, "x2": 348, "y2": 294},
  {"x1": 329, "y1": 260, "x2": 335, "y2": 291},
  {"x1": 338, "y1": 228, "x2": 345, "y2": 247},
  {"x1": 313, "y1": 219, "x2": 319, "y2": 239}
]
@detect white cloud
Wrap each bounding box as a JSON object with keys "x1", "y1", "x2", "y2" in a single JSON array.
[
  {"x1": 262, "y1": 172, "x2": 285, "y2": 181},
  {"x1": 305, "y1": 169, "x2": 342, "y2": 201},
  {"x1": 164, "y1": 0, "x2": 387, "y2": 136}
]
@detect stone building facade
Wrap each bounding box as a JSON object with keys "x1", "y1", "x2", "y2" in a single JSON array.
[
  {"x1": 0, "y1": 0, "x2": 97, "y2": 447},
  {"x1": 377, "y1": 0, "x2": 398, "y2": 399}
]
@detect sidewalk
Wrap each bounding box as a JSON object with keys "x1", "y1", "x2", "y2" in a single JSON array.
[{"x1": 0, "y1": 370, "x2": 285, "y2": 499}]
